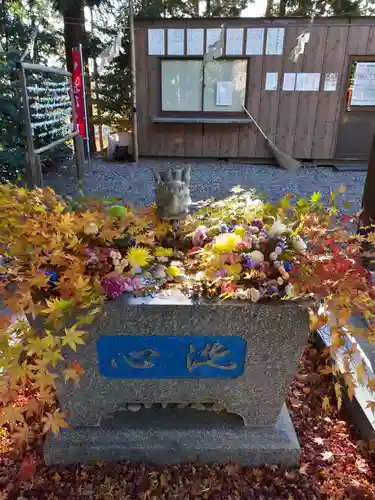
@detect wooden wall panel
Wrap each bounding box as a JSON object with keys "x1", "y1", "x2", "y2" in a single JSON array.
[
  {"x1": 135, "y1": 18, "x2": 375, "y2": 161},
  {"x1": 255, "y1": 54, "x2": 283, "y2": 158},
  {"x1": 201, "y1": 124, "x2": 221, "y2": 157},
  {"x1": 237, "y1": 54, "x2": 263, "y2": 157},
  {"x1": 275, "y1": 26, "x2": 303, "y2": 156},
  {"x1": 135, "y1": 28, "x2": 148, "y2": 155},
  {"x1": 312, "y1": 26, "x2": 349, "y2": 159},
  {"x1": 293, "y1": 27, "x2": 327, "y2": 158}
]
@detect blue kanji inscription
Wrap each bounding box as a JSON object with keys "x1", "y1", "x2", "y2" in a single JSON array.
[{"x1": 96, "y1": 335, "x2": 246, "y2": 379}]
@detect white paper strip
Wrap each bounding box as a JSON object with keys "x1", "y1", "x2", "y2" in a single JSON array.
[
  {"x1": 351, "y1": 63, "x2": 375, "y2": 106},
  {"x1": 265, "y1": 72, "x2": 278, "y2": 91},
  {"x1": 167, "y1": 28, "x2": 184, "y2": 55},
  {"x1": 206, "y1": 28, "x2": 222, "y2": 53},
  {"x1": 226, "y1": 28, "x2": 244, "y2": 55},
  {"x1": 296, "y1": 73, "x2": 321, "y2": 91},
  {"x1": 148, "y1": 28, "x2": 165, "y2": 56},
  {"x1": 216, "y1": 81, "x2": 233, "y2": 106},
  {"x1": 282, "y1": 73, "x2": 296, "y2": 91},
  {"x1": 265, "y1": 28, "x2": 285, "y2": 55},
  {"x1": 187, "y1": 29, "x2": 204, "y2": 55},
  {"x1": 245, "y1": 28, "x2": 264, "y2": 55},
  {"x1": 324, "y1": 73, "x2": 338, "y2": 92}
]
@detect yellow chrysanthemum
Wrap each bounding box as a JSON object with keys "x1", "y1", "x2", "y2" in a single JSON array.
[
  {"x1": 127, "y1": 247, "x2": 152, "y2": 268},
  {"x1": 166, "y1": 265, "x2": 182, "y2": 277},
  {"x1": 213, "y1": 233, "x2": 241, "y2": 253},
  {"x1": 154, "y1": 247, "x2": 174, "y2": 257},
  {"x1": 234, "y1": 225, "x2": 246, "y2": 238}
]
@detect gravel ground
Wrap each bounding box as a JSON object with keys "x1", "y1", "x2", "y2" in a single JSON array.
[{"x1": 44, "y1": 159, "x2": 367, "y2": 211}]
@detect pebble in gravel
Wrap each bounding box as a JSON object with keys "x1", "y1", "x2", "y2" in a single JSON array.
[{"x1": 44, "y1": 159, "x2": 367, "y2": 212}]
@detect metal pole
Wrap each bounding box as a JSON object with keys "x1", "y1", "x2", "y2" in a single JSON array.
[
  {"x1": 79, "y1": 43, "x2": 92, "y2": 171},
  {"x1": 129, "y1": 0, "x2": 139, "y2": 163}
]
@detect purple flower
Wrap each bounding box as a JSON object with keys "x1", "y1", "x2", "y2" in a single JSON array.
[
  {"x1": 251, "y1": 218, "x2": 264, "y2": 230},
  {"x1": 242, "y1": 256, "x2": 256, "y2": 269},
  {"x1": 220, "y1": 224, "x2": 228, "y2": 233},
  {"x1": 214, "y1": 269, "x2": 228, "y2": 278}
]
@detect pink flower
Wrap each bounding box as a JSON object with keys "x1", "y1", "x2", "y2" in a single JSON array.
[
  {"x1": 101, "y1": 276, "x2": 128, "y2": 299},
  {"x1": 191, "y1": 226, "x2": 208, "y2": 247}
]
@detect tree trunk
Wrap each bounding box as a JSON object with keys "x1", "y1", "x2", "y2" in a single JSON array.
[
  {"x1": 62, "y1": 4, "x2": 84, "y2": 73},
  {"x1": 265, "y1": 0, "x2": 273, "y2": 16},
  {"x1": 279, "y1": 0, "x2": 286, "y2": 16}
]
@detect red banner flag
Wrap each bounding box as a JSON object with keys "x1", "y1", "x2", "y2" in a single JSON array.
[{"x1": 71, "y1": 48, "x2": 86, "y2": 139}]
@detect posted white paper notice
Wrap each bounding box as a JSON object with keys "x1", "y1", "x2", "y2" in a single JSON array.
[
  {"x1": 265, "y1": 28, "x2": 285, "y2": 55},
  {"x1": 187, "y1": 29, "x2": 204, "y2": 55},
  {"x1": 324, "y1": 73, "x2": 338, "y2": 92},
  {"x1": 283, "y1": 73, "x2": 296, "y2": 91},
  {"x1": 167, "y1": 29, "x2": 184, "y2": 55},
  {"x1": 216, "y1": 81, "x2": 233, "y2": 106},
  {"x1": 226, "y1": 28, "x2": 244, "y2": 55},
  {"x1": 296, "y1": 73, "x2": 320, "y2": 91},
  {"x1": 148, "y1": 29, "x2": 165, "y2": 55},
  {"x1": 265, "y1": 72, "x2": 278, "y2": 91},
  {"x1": 246, "y1": 28, "x2": 264, "y2": 55}
]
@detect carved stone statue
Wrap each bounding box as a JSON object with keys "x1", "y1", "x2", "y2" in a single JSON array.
[{"x1": 153, "y1": 166, "x2": 192, "y2": 220}]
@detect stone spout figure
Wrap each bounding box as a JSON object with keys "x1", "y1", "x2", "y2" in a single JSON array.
[{"x1": 153, "y1": 166, "x2": 192, "y2": 220}]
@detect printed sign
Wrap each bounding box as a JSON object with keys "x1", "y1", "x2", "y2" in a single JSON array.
[
  {"x1": 148, "y1": 28, "x2": 165, "y2": 55},
  {"x1": 97, "y1": 335, "x2": 247, "y2": 379},
  {"x1": 71, "y1": 48, "x2": 86, "y2": 139},
  {"x1": 246, "y1": 28, "x2": 264, "y2": 55},
  {"x1": 351, "y1": 62, "x2": 375, "y2": 106}
]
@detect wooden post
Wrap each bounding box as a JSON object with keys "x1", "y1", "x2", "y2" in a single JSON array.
[
  {"x1": 74, "y1": 133, "x2": 85, "y2": 180},
  {"x1": 34, "y1": 155, "x2": 44, "y2": 188}
]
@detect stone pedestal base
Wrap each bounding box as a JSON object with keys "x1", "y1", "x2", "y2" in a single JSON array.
[{"x1": 44, "y1": 404, "x2": 300, "y2": 467}]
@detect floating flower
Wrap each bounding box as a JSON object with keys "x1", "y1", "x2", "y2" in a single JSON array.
[
  {"x1": 284, "y1": 283, "x2": 294, "y2": 297},
  {"x1": 220, "y1": 282, "x2": 237, "y2": 294},
  {"x1": 213, "y1": 233, "x2": 242, "y2": 253},
  {"x1": 249, "y1": 250, "x2": 264, "y2": 264},
  {"x1": 284, "y1": 262, "x2": 293, "y2": 272},
  {"x1": 101, "y1": 276, "x2": 128, "y2": 299},
  {"x1": 154, "y1": 247, "x2": 174, "y2": 258},
  {"x1": 166, "y1": 265, "x2": 182, "y2": 277},
  {"x1": 268, "y1": 219, "x2": 288, "y2": 237},
  {"x1": 251, "y1": 218, "x2": 264, "y2": 230},
  {"x1": 127, "y1": 247, "x2": 152, "y2": 268},
  {"x1": 249, "y1": 287, "x2": 261, "y2": 303},
  {"x1": 242, "y1": 256, "x2": 256, "y2": 269},
  {"x1": 269, "y1": 252, "x2": 277, "y2": 261},
  {"x1": 84, "y1": 222, "x2": 99, "y2": 236},
  {"x1": 225, "y1": 263, "x2": 242, "y2": 278},
  {"x1": 191, "y1": 225, "x2": 208, "y2": 247},
  {"x1": 234, "y1": 225, "x2": 246, "y2": 238},
  {"x1": 292, "y1": 236, "x2": 307, "y2": 252}
]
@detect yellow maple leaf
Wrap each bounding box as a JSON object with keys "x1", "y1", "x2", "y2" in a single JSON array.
[
  {"x1": 334, "y1": 382, "x2": 342, "y2": 410},
  {"x1": 356, "y1": 362, "x2": 366, "y2": 386},
  {"x1": 43, "y1": 410, "x2": 69, "y2": 435},
  {"x1": 43, "y1": 349, "x2": 64, "y2": 367},
  {"x1": 56, "y1": 213, "x2": 75, "y2": 233},
  {"x1": 0, "y1": 405, "x2": 25, "y2": 428},
  {"x1": 322, "y1": 395, "x2": 331, "y2": 411},
  {"x1": 61, "y1": 325, "x2": 86, "y2": 351},
  {"x1": 42, "y1": 298, "x2": 73, "y2": 323}
]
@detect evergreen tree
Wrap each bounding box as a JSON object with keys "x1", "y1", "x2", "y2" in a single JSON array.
[{"x1": 0, "y1": 0, "x2": 70, "y2": 182}]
